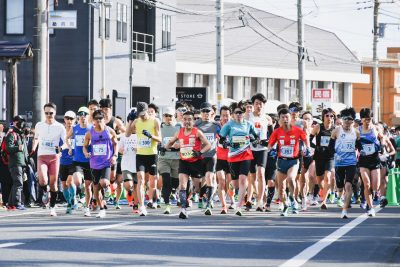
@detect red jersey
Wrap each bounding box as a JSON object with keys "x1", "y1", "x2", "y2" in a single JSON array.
[
  {"x1": 268, "y1": 126, "x2": 307, "y2": 159},
  {"x1": 178, "y1": 127, "x2": 202, "y2": 162},
  {"x1": 216, "y1": 134, "x2": 229, "y2": 161}
]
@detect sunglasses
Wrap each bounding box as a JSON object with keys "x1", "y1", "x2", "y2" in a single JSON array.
[
  {"x1": 164, "y1": 114, "x2": 173, "y2": 118},
  {"x1": 201, "y1": 109, "x2": 211, "y2": 113},
  {"x1": 45, "y1": 112, "x2": 54, "y2": 116},
  {"x1": 78, "y1": 112, "x2": 88, "y2": 117},
  {"x1": 94, "y1": 117, "x2": 104, "y2": 121},
  {"x1": 177, "y1": 108, "x2": 187, "y2": 113},
  {"x1": 342, "y1": 117, "x2": 354, "y2": 121},
  {"x1": 64, "y1": 117, "x2": 74, "y2": 121},
  {"x1": 325, "y1": 114, "x2": 335, "y2": 118},
  {"x1": 235, "y1": 111, "x2": 244, "y2": 115}
]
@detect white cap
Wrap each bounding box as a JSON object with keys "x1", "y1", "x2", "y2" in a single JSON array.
[
  {"x1": 163, "y1": 107, "x2": 175, "y2": 116},
  {"x1": 64, "y1": 110, "x2": 76, "y2": 119}
]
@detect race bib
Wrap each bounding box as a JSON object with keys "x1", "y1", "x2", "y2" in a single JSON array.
[
  {"x1": 93, "y1": 144, "x2": 107, "y2": 156},
  {"x1": 231, "y1": 136, "x2": 247, "y2": 147},
  {"x1": 75, "y1": 135, "x2": 85, "y2": 147},
  {"x1": 363, "y1": 144, "x2": 376, "y2": 155},
  {"x1": 204, "y1": 133, "x2": 215, "y2": 147},
  {"x1": 138, "y1": 138, "x2": 151, "y2": 148},
  {"x1": 341, "y1": 141, "x2": 355, "y2": 152},
  {"x1": 320, "y1": 136, "x2": 330, "y2": 147},
  {"x1": 180, "y1": 146, "x2": 193, "y2": 159},
  {"x1": 280, "y1": 146, "x2": 294, "y2": 158},
  {"x1": 41, "y1": 139, "x2": 55, "y2": 151}
]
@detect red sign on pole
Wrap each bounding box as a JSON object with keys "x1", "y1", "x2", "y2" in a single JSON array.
[{"x1": 312, "y1": 88, "x2": 332, "y2": 100}]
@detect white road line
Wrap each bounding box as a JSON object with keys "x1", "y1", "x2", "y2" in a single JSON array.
[
  {"x1": 0, "y1": 208, "x2": 64, "y2": 218},
  {"x1": 280, "y1": 208, "x2": 382, "y2": 267},
  {"x1": 0, "y1": 242, "x2": 24, "y2": 248},
  {"x1": 77, "y1": 221, "x2": 133, "y2": 232}
]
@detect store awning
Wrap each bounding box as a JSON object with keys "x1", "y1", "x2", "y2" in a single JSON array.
[{"x1": 0, "y1": 41, "x2": 33, "y2": 60}]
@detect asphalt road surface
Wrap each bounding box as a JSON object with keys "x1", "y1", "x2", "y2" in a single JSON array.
[{"x1": 0, "y1": 202, "x2": 399, "y2": 267}]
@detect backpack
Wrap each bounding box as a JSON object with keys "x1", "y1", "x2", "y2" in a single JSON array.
[{"x1": 1, "y1": 131, "x2": 18, "y2": 165}]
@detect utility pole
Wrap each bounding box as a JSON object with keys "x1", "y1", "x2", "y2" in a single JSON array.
[
  {"x1": 216, "y1": 0, "x2": 224, "y2": 111},
  {"x1": 297, "y1": 0, "x2": 306, "y2": 107},
  {"x1": 372, "y1": 0, "x2": 380, "y2": 120},
  {"x1": 33, "y1": 0, "x2": 48, "y2": 124},
  {"x1": 100, "y1": 2, "x2": 107, "y2": 99}
]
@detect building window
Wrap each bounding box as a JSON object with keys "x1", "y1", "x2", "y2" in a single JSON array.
[
  {"x1": 194, "y1": 74, "x2": 202, "y2": 87},
  {"x1": 117, "y1": 3, "x2": 121, "y2": 41},
  {"x1": 267, "y1": 78, "x2": 274, "y2": 100},
  {"x1": 162, "y1": 14, "x2": 172, "y2": 49},
  {"x1": 227, "y1": 76, "x2": 233, "y2": 98},
  {"x1": 244, "y1": 77, "x2": 251, "y2": 99},
  {"x1": 274, "y1": 79, "x2": 280, "y2": 101},
  {"x1": 105, "y1": 6, "x2": 110, "y2": 39},
  {"x1": 289, "y1": 79, "x2": 298, "y2": 101},
  {"x1": 122, "y1": 4, "x2": 128, "y2": 42},
  {"x1": 332, "y1": 82, "x2": 344, "y2": 103},
  {"x1": 177, "y1": 73, "x2": 183, "y2": 87},
  {"x1": 251, "y1": 78, "x2": 257, "y2": 96},
  {"x1": 6, "y1": 0, "x2": 24, "y2": 34}
]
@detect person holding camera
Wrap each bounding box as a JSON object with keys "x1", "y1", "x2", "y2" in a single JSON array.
[{"x1": 6, "y1": 115, "x2": 29, "y2": 210}]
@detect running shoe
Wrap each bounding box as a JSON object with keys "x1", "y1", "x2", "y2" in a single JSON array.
[
  {"x1": 245, "y1": 201, "x2": 252, "y2": 211},
  {"x1": 115, "y1": 203, "x2": 121, "y2": 210},
  {"x1": 256, "y1": 206, "x2": 264, "y2": 212},
  {"x1": 220, "y1": 207, "x2": 227, "y2": 214},
  {"x1": 104, "y1": 187, "x2": 111, "y2": 199},
  {"x1": 7, "y1": 205, "x2": 16, "y2": 211},
  {"x1": 337, "y1": 198, "x2": 344, "y2": 208},
  {"x1": 367, "y1": 208, "x2": 376, "y2": 217},
  {"x1": 301, "y1": 198, "x2": 307, "y2": 211},
  {"x1": 320, "y1": 203, "x2": 328, "y2": 210},
  {"x1": 210, "y1": 200, "x2": 214, "y2": 209},
  {"x1": 205, "y1": 208, "x2": 212, "y2": 216},
  {"x1": 187, "y1": 198, "x2": 192, "y2": 208},
  {"x1": 42, "y1": 191, "x2": 50, "y2": 205},
  {"x1": 193, "y1": 193, "x2": 199, "y2": 203},
  {"x1": 152, "y1": 202, "x2": 158, "y2": 209},
  {"x1": 66, "y1": 204, "x2": 72, "y2": 214},
  {"x1": 16, "y1": 204, "x2": 26, "y2": 210},
  {"x1": 235, "y1": 207, "x2": 242, "y2": 216},
  {"x1": 328, "y1": 193, "x2": 335, "y2": 204},
  {"x1": 360, "y1": 200, "x2": 367, "y2": 210},
  {"x1": 84, "y1": 207, "x2": 91, "y2": 217},
  {"x1": 147, "y1": 202, "x2": 154, "y2": 209},
  {"x1": 264, "y1": 205, "x2": 271, "y2": 212},
  {"x1": 132, "y1": 205, "x2": 139, "y2": 214},
  {"x1": 229, "y1": 203, "x2": 236, "y2": 210},
  {"x1": 164, "y1": 204, "x2": 171, "y2": 214},
  {"x1": 139, "y1": 206, "x2": 147, "y2": 216},
  {"x1": 96, "y1": 209, "x2": 106, "y2": 218},
  {"x1": 310, "y1": 197, "x2": 318, "y2": 206},
  {"x1": 157, "y1": 200, "x2": 161, "y2": 209},
  {"x1": 278, "y1": 202, "x2": 284, "y2": 211},
  {"x1": 170, "y1": 195, "x2": 177, "y2": 205},
  {"x1": 198, "y1": 200, "x2": 204, "y2": 209},
  {"x1": 50, "y1": 207, "x2": 57, "y2": 217},
  {"x1": 291, "y1": 201, "x2": 299, "y2": 214},
  {"x1": 179, "y1": 208, "x2": 188, "y2": 219},
  {"x1": 380, "y1": 197, "x2": 388, "y2": 208},
  {"x1": 280, "y1": 206, "x2": 289, "y2": 217},
  {"x1": 341, "y1": 210, "x2": 348, "y2": 219},
  {"x1": 356, "y1": 197, "x2": 361, "y2": 204}
]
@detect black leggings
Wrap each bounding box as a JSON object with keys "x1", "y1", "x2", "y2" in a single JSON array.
[{"x1": 161, "y1": 173, "x2": 179, "y2": 205}]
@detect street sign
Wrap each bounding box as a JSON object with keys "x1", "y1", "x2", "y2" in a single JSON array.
[
  {"x1": 48, "y1": 11, "x2": 77, "y2": 29},
  {"x1": 312, "y1": 88, "x2": 332, "y2": 116},
  {"x1": 176, "y1": 87, "x2": 207, "y2": 109}
]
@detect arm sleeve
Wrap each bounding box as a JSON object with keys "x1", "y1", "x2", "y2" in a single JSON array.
[
  {"x1": 309, "y1": 134, "x2": 316, "y2": 148},
  {"x1": 219, "y1": 123, "x2": 230, "y2": 138},
  {"x1": 328, "y1": 138, "x2": 336, "y2": 155},
  {"x1": 355, "y1": 139, "x2": 363, "y2": 151}
]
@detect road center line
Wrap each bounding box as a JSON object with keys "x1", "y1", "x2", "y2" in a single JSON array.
[
  {"x1": 77, "y1": 221, "x2": 133, "y2": 232},
  {"x1": 0, "y1": 242, "x2": 24, "y2": 248},
  {"x1": 280, "y1": 208, "x2": 382, "y2": 267}
]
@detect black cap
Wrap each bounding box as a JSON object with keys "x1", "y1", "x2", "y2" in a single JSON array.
[
  {"x1": 13, "y1": 115, "x2": 25, "y2": 122},
  {"x1": 137, "y1": 102, "x2": 148, "y2": 115},
  {"x1": 99, "y1": 98, "x2": 112, "y2": 108},
  {"x1": 200, "y1": 102, "x2": 212, "y2": 110}
]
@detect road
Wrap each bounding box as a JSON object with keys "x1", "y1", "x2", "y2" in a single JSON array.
[{"x1": 0, "y1": 202, "x2": 399, "y2": 266}]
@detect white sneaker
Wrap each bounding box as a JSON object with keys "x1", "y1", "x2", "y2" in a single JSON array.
[
  {"x1": 139, "y1": 206, "x2": 147, "y2": 216},
  {"x1": 367, "y1": 208, "x2": 376, "y2": 217},
  {"x1": 96, "y1": 209, "x2": 106, "y2": 218},
  {"x1": 341, "y1": 210, "x2": 348, "y2": 219},
  {"x1": 193, "y1": 193, "x2": 199, "y2": 203},
  {"x1": 278, "y1": 202, "x2": 284, "y2": 211},
  {"x1": 152, "y1": 202, "x2": 158, "y2": 209},
  {"x1": 42, "y1": 191, "x2": 50, "y2": 205},
  {"x1": 179, "y1": 208, "x2": 188, "y2": 219},
  {"x1": 301, "y1": 198, "x2": 307, "y2": 211},
  {"x1": 84, "y1": 207, "x2": 91, "y2": 217},
  {"x1": 50, "y1": 207, "x2": 57, "y2": 217}
]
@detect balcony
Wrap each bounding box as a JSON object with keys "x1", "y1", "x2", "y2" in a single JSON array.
[{"x1": 132, "y1": 31, "x2": 154, "y2": 62}]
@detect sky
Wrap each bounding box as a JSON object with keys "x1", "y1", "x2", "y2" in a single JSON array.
[{"x1": 227, "y1": 0, "x2": 400, "y2": 59}]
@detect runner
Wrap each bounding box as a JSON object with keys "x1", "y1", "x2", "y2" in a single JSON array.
[
  {"x1": 216, "y1": 106, "x2": 235, "y2": 214},
  {"x1": 329, "y1": 107, "x2": 362, "y2": 219},
  {"x1": 125, "y1": 102, "x2": 161, "y2": 216},
  {"x1": 246, "y1": 93, "x2": 270, "y2": 211},
  {"x1": 358, "y1": 108, "x2": 382, "y2": 216},
  {"x1": 219, "y1": 103, "x2": 259, "y2": 216},
  {"x1": 83, "y1": 110, "x2": 118, "y2": 218},
  {"x1": 148, "y1": 103, "x2": 162, "y2": 208},
  {"x1": 267, "y1": 107, "x2": 311, "y2": 216},
  {"x1": 67, "y1": 106, "x2": 93, "y2": 217},
  {"x1": 311, "y1": 108, "x2": 336, "y2": 210},
  {"x1": 60, "y1": 111, "x2": 77, "y2": 214},
  {"x1": 87, "y1": 99, "x2": 99, "y2": 125},
  {"x1": 31, "y1": 102, "x2": 67, "y2": 217},
  {"x1": 99, "y1": 98, "x2": 126, "y2": 209},
  {"x1": 158, "y1": 107, "x2": 181, "y2": 214},
  {"x1": 165, "y1": 111, "x2": 211, "y2": 219},
  {"x1": 195, "y1": 102, "x2": 221, "y2": 215}
]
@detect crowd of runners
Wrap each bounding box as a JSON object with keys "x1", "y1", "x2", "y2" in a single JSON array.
[{"x1": 1, "y1": 93, "x2": 398, "y2": 220}]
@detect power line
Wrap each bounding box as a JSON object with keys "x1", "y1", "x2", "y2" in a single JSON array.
[{"x1": 176, "y1": 25, "x2": 245, "y2": 39}]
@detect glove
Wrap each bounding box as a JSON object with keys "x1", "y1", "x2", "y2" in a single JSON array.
[
  {"x1": 260, "y1": 139, "x2": 269, "y2": 147},
  {"x1": 142, "y1": 130, "x2": 152, "y2": 139},
  {"x1": 269, "y1": 149, "x2": 277, "y2": 158},
  {"x1": 127, "y1": 109, "x2": 137, "y2": 121},
  {"x1": 158, "y1": 145, "x2": 167, "y2": 156},
  {"x1": 222, "y1": 140, "x2": 230, "y2": 149},
  {"x1": 192, "y1": 150, "x2": 202, "y2": 158}
]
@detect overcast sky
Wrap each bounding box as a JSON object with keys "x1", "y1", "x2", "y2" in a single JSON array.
[{"x1": 227, "y1": 0, "x2": 400, "y2": 59}]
